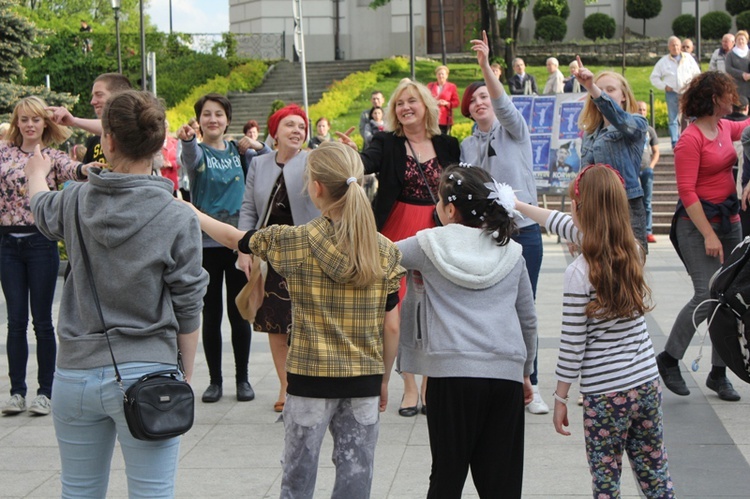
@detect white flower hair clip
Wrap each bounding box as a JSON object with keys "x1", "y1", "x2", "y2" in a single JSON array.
[
  {"x1": 458, "y1": 162, "x2": 474, "y2": 168},
  {"x1": 484, "y1": 180, "x2": 523, "y2": 219}
]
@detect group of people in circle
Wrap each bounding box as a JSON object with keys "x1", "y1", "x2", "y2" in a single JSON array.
[{"x1": 5, "y1": 28, "x2": 750, "y2": 498}]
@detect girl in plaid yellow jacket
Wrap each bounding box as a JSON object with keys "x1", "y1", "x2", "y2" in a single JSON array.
[{"x1": 192, "y1": 141, "x2": 405, "y2": 499}]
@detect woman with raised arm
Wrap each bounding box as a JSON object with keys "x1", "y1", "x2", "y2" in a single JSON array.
[{"x1": 460, "y1": 31, "x2": 547, "y2": 415}]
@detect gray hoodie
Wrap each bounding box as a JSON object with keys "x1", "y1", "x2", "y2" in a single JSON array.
[
  {"x1": 31, "y1": 169, "x2": 209, "y2": 369},
  {"x1": 396, "y1": 224, "x2": 537, "y2": 382}
]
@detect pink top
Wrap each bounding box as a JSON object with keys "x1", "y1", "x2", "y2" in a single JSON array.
[
  {"x1": 0, "y1": 141, "x2": 81, "y2": 231},
  {"x1": 674, "y1": 118, "x2": 750, "y2": 222}
]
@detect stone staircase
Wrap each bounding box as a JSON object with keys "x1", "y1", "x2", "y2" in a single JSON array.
[
  {"x1": 536, "y1": 149, "x2": 678, "y2": 235},
  {"x1": 227, "y1": 59, "x2": 376, "y2": 136}
]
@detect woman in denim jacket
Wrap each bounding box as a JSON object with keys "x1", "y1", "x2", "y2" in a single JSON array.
[{"x1": 574, "y1": 57, "x2": 649, "y2": 250}]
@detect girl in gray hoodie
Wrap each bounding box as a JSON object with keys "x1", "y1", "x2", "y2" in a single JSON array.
[{"x1": 397, "y1": 164, "x2": 537, "y2": 498}]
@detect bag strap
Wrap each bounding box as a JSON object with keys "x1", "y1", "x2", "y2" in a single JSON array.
[
  {"x1": 73, "y1": 196, "x2": 123, "y2": 385},
  {"x1": 404, "y1": 138, "x2": 438, "y2": 205},
  {"x1": 261, "y1": 175, "x2": 284, "y2": 229}
]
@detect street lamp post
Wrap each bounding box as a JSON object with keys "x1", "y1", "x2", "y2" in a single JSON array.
[{"x1": 112, "y1": 0, "x2": 122, "y2": 74}]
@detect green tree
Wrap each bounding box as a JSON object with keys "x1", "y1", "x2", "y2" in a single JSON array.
[
  {"x1": 532, "y1": 0, "x2": 570, "y2": 20},
  {"x1": 0, "y1": 0, "x2": 44, "y2": 82},
  {"x1": 727, "y1": 0, "x2": 750, "y2": 16},
  {"x1": 18, "y1": 0, "x2": 147, "y2": 34},
  {"x1": 626, "y1": 0, "x2": 662, "y2": 36}
]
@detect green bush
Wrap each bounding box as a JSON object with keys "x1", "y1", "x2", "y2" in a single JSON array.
[
  {"x1": 532, "y1": 0, "x2": 570, "y2": 20},
  {"x1": 165, "y1": 60, "x2": 268, "y2": 130},
  {"x1": 737, "y1": 10, "x2": 750, "y2": 31},
  {"x1": 535, "y1": 15, "x2": 568, "y2": 42},
  {"x1": 157, "y1": 53, "x2": 230, "y2": 108},
  {"x1": 727, "y1": 0, "x2": 750, "y2": 16},
  {"x1": 672, "y1": 14, "x2": 696, "y2": 38},
  {"x1": 0, "y1": 82, "x2": 78, "y2": 123},
  {"x1": 583, "y1": 13, "x2": 616, "y2": 41},
  {"x1": 701, "y1": 11, "x2": 732, "y2": 40}
]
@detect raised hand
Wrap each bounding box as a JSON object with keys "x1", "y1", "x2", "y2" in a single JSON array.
[
  {"x1": 178, "y1": 124, "x2": 196, "y2": 142},
  {"x1": 45, "y1": 106, "x2": 75, "y2": 126},
  {"x1": 25, "y1": 144, "x2": 52, "y2": 178},
  {"x1": 573, "y1": 55, "x2": 595, "y2": 91},
  {"x1": 470, "y1": 30, "x2": 491, "y2": 68}
]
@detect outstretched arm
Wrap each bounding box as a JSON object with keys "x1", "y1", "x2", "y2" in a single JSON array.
[
  {"x1": 515, "y1": 198, "x2": 553, "y2": 227},
  {"x1": 185, "y1": 203, "x2": 246, "y2": 251},
  {"x1": 46, "y1": 107, "x2": 103, "y2": 135}
]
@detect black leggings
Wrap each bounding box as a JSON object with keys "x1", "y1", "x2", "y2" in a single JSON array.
[{"x1": 202, "y1": 247, "x2": 251, "y2": 385}]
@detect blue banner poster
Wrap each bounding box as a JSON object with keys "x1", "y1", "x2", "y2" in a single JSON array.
[
  {"x1": 530, "y1": 97, "x2": 555, "y2": 134},
  {"x1": 511, "y1": 96, "x2": 534, "y2": 127},
  {"x1": 548, "y1": 139, "x2": 582, "y2": 188},
  {"x1": 530, "y1": 134, "x2": 552, "y2": 187},
  {"x1": 559, "y1": 102, "x2": 584, "y2": 140}
]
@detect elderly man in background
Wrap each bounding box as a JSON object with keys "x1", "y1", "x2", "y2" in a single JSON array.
[
  {"x1": 650, "y1": 36, "x2": 701, "y2": 148},
  {"x1": 508, "y1": 57, "x2": 538, "y2": 95},
  {"x1": 709, "y1": 33, "x2": 735, "y2": 72},
  {"x1": 682, "y1": 38, "x2": 699, "y2": 63},
  {"x1": 543, "y1": 57, "x2": 565, "y2": 95}
]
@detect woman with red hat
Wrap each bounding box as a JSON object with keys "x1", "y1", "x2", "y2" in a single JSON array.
[{"x1": 237, "y1": 104, "x2": 320, "y2": 412}]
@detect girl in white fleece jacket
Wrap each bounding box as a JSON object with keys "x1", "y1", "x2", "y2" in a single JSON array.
[{"x1": 396, "y1": 164, "x2": 537, "y2": 499}]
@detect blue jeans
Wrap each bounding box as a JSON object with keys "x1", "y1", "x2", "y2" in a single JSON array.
[
  {"x1": 511, "y1": 224, "x2": 543, "y2": 385},
  {"x1": 665, "y1": 219, "x2": 742, "y2": 366},
  {"x1": 53, "y1": 362, "x2": 181, "y2": 499},
  {"x1": 665, "y1": 91, "x2": 680, "y2": 148},
  {"x1": 640, "y1": 168, "x2": 654, "y2": 234},
  {"x1": 0, "y1": 233, "x2": 59, "y2": 398}
]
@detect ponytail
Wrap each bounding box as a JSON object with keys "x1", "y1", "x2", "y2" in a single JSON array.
[{"x1": 306, "y1": 142, "x2": 383, "y2": 287}]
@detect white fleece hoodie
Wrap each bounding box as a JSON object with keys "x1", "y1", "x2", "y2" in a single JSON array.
[{"x1": 396, "y1": 223, "x2": 537, "y2": 382}]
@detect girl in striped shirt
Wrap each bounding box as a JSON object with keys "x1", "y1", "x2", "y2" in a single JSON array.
[{"x1": 515, "y1": 163, "x2": 675, "y2": 499}]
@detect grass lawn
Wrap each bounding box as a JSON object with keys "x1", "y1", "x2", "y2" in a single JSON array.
[{"x1": 328, "y1": 60, "x2": 668, "y2": 138}]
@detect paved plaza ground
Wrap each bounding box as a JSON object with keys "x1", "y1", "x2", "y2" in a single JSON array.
[{"x1": 1, "y1": 228, "x2": 749, "y2": 497}]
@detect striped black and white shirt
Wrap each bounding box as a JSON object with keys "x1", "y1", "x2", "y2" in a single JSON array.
[{"x1": 545, "y1": 211, "x2": 658, "y2": 395}]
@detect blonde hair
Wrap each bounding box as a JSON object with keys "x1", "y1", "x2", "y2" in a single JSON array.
[
  {"x1": 737, "y1": 30, "x2": 749, "y2": 42},
  {"x1": 385, "y1": 80, "x2": 440, "y2": 138},
  {"x1": 306, "y1": 141, "x2": 383, "y2": 288},
  {"x1": 578, "y1": 71, "x2": 638, "y2": 132},
  {"x1": 435, "y1": 65, "x2": 449, "y2": 76},
  {"x1": 8, "y1": 96, "x2": 71, "y2": 147},
  {"x1": 568, "y1": 164, "x2": 652, "y2": 320},
  {"x1": 0, "y1": 122, "x2": 9, "y2": 141}
]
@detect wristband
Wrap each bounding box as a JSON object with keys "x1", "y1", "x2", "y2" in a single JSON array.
[
  {"x1": 552, "y1": 392, "x2": 569, "y2": 404},
  {"x1": 76, "y1": 163, "x2": 85, "y2": 180}
]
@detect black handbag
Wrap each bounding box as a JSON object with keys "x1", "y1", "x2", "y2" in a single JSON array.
[{"x1": 74, "y1": 197, "x2": 195, "y2": 441}]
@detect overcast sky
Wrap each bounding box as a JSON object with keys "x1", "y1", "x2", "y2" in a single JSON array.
[{"x1": 148, "y1": 0, "x2": 229, "y2": 34}]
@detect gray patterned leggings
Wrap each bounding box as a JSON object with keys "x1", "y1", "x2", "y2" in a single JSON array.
[{"x1": 280, "y1": 395, "x2": 380, "y2": 499}]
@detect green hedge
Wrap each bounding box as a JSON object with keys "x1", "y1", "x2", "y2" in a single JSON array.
[{"x1": 166, "y1": 59, "x2": 268, "y2": 130}]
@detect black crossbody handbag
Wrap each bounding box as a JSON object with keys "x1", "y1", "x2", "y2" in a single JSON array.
[{"x1": 74, "y1": 197, "x2": 194, "y2": 441}]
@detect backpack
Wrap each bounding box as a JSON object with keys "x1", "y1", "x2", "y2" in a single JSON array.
[{"x1": 709, "y1": 236, "x2": 750, "y2": 384}]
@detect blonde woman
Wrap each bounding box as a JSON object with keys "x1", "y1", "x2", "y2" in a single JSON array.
[
  {"x1": 428, "y1": 66, "x2": 460, "y2": 135},
  {"x1": 0, "y1": 97, "x2": 88, "y2": 416},
  {"x1": 339, "y1": 79, "x2": 460, "y2": 416},
  {"x1": 574, "y1": 57, "x2": 649, "y2": 250}
]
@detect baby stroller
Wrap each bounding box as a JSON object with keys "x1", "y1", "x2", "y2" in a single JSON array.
[{"x1": 708, "y1": 236, "x2": 750, "y2": 384}]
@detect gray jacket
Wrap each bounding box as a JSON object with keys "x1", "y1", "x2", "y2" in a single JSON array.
[
  {"x1": 31, "y1": 169, "x2": 208, "y2": 369},
  {"x1": 238, "y1": 151, "x2": 319, "y2": 230},
  {"x1": 460, "y1": 93, "x2": 538, "y2": 228},
  {"x1": 396, "y1": 224, "x2": 537, "y2": 382}
]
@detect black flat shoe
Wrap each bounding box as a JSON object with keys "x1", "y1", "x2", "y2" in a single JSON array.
[
  {"x1": 656, "y1": 353, "x2": 690, "y2": 396},
  {"x1": 706, "y1": 375, "x2": 741, "y2": 401},
  {"x1": 398, "y1": 396, "x2": 419, "y2": 417},
  {"x1": 236, "y1": 381, "x2": 255, "y2": 401},
  {"x1": 420, "y1": 405, "x2": 427, "y2": 415},
  {"x1": 201, "y1": 384, "x2": 223, "y2": 403}
]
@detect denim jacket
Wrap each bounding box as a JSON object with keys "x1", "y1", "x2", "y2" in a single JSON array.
[{"x1": 580, "y1": 93, "x2": 648, "y2": 199}]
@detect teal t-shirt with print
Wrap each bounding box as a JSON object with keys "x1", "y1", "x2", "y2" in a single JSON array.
[{"x1": 191, "y1": 141, "x2": 244, "y2": 227}]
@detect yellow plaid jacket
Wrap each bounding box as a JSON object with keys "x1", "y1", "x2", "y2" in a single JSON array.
[{"x1": 250, "y1": 217, "x2": 405, "y2": 378}]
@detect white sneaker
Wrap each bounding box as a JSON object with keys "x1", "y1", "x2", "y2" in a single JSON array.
[
  {"x1": 2, "y1": 394, "x2": 26, "y2": 415},
  {"x1": 577, "y1": 394, "x2": 584, "y2": 406},
  {"x1": 28, "y1": 395, "x2": 51, "y2": 416},
  {"x1": 526, "y1": 386, "x2": 550, "y2": 414}
]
